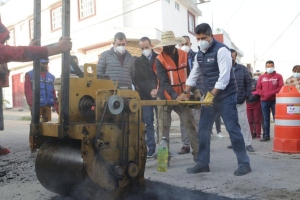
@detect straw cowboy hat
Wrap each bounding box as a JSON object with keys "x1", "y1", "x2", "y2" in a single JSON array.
[{"x1": 154, "y1": 31, "x2": 186, "y2": 48}]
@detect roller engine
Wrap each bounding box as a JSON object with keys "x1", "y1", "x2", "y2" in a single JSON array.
[{"x1": 32, "y1": 64, "x2": 147, "y2": 199}]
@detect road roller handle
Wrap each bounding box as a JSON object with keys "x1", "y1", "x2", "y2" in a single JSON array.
[{"x1": 140, "y1": 100, "x2": 211, "y2": 107}]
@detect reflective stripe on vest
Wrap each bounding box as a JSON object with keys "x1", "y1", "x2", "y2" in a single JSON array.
[
  {"x1": 157, "y1": 49, "x2": 188, "y2": 100},
  {"x1": 276, "y1": 97, "x2": 300, "y2": 104},
  {"x1": 275, "y1": 119, "x2": 300, "y2": 126},
  {"x1": 169, "y1": 71, "x2": 174, "y2": 85}
]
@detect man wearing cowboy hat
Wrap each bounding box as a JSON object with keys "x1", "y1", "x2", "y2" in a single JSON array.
[
  {"x1": 178, "y1": 23, "x2": 251, "y2": 176},
  {"x1": 155, "y1": 31, "x2": 199, "y2": 161},
  {"x1": 177, "y1": 35, "x2": 204, "y2": 155}
]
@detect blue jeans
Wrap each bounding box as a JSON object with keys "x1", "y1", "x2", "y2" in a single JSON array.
[
  {"x1": 142, "y1": 106, "x2": 157, "y2": 150},
  {"x1": 261, "y1": 100, "x2": 275, "y2": 138},
  {"x1": 196, "y1": 94, "x2": 250, "y2": 167}
]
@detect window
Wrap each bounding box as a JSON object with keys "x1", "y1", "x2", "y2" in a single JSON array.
[
  {"x1": 20, "y1": 23, "x2": 25, "y2": 32},
  {"x1": 51, "y1": 6, "x2": 62, "y2": 31},
  {"x1": 6, "y1": 28, "x2": 15, "y2": 46},
  {"x1": 165, "y1": 0, "x2": 170, "y2": 3},
  {"x1": 188, "y1": 11, "x2": 195, "y2": 35},
  {"x1": 175, "y1": 2, "x2": 179, "y2": 11},
  {"x1": 78, "y1": 0, "x2": 96, "y2": 20},
  {"x1": 29, "y1": 19, "x2": 34, "y2": 40}
]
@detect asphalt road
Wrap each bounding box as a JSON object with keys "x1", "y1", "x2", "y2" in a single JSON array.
[{"x1": 1, "y1": 110, "x2": 300, "y2": 200}]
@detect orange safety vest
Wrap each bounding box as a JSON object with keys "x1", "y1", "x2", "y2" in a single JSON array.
[{"x1": 156, "y1": 49, "x2": 188, "y2": 100}]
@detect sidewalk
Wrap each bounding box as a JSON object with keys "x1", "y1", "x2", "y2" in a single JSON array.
[{"x1": 3, "y1": 108, "x2": 58, "y2": 121}]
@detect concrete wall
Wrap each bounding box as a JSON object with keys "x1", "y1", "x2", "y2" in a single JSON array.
[{"x1": 160, "y1": 0, "x2": 200, "y2": 52}]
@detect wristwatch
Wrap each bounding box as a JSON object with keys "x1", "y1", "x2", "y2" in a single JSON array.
[{"x1": 183, "y1": 90, "x2": 188, "y2": 94}]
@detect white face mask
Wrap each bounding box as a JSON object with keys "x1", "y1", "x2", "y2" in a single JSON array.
[
  {"x1": 293, "y1": 73, "x2": 300, "y2": 78},
  {"x1": 253, "y1": 76, "x2": 259, "y2": 80},
  {"x1": 115, "y1": 46, "x2": 126, "y2": 55},
  {"x1": 181, "y1": 45, "x2": 190, "y2": 53},
  {"x1": 266, "y1": 68, "x2": 274, "y2": 74},
  {"x1": 198, "y1": 40, "x2": 210, "y2": 52},
  {"x1": 142, "y1": 49, "x2": 152, "y2": 57}
]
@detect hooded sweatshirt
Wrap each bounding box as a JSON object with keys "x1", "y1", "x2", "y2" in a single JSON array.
[
  {"x1": 256, "y1": 71, "x2": 283, "y2": 101},
  {"x1": 0, "y1": 22, "x2": 48, "y2": 64}
]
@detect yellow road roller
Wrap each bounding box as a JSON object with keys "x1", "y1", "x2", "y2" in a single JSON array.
[
  {"x1": 33, "y1": 64, "x2": 147, "y2": 199},
  {"x1": 29, "y1": 1, "x2": 206, "y2": 199}
]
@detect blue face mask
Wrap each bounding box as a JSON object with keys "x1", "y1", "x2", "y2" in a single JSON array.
[
  {"x1": 293, "y1": 73, "x2": 300, "y2": 78},
  {"x1": 266, "y1": 68, "x2": 274, "y2": 74}
]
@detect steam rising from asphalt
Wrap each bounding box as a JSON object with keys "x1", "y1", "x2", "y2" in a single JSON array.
[{"x1": 51, "y1": 179, "x2": 234, "y2": 200}]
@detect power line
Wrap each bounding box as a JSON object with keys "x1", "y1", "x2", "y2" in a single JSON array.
[
  {"x1": 223, "y1": 0, "x2": 246, "y2": 28},
  {"x1": 258, "y1": 11, "x2": 300, "y2": 59}
]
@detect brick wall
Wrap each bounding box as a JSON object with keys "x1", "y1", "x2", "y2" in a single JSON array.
[{"x1": 125, "y1": 41, "x2": 142, "y2": 57}]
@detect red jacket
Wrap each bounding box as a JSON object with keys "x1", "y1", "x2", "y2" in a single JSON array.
[
  {"x1": 256, "y1": 71, "x2": 283, "y2": 101},
  {"x1": 0, "y1": 22, "x2": 48, "y2": 64}
]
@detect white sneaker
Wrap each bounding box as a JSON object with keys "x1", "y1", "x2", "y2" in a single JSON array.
[{"x1": 216, "y1": 133, "x2": 224, "y2": 138}]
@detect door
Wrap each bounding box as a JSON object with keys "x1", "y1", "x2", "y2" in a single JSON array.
[{"x1": 12, "y1": 73, "x2": 25, "y2": 108}]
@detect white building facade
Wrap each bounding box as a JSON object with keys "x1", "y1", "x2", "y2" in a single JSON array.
[{"x1": 1, "y1": 0, "x2": 201, "y2": 108}]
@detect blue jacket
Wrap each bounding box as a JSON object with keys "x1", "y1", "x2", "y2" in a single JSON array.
[
  {"x1": 28, "y1": 70, "x2": 55, "y2": 106},
  {"x1": 232, "y1": 63, "x2": 252, "y2": 104},
  {"x1": 197, "y1": 39, "x2": 237, "y2": 100}
]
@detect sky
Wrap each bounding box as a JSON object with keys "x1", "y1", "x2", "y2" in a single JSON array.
[{"x1": 197, "y1": 0, "x2": 300, "y2": 80}]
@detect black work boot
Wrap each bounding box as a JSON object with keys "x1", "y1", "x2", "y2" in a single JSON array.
[
  {"x1": 234, "y1": 165, "x2": 251, "y2": 176},
  {"x1": 186, "y1": 165, "x2": 210, "y2": 174},
  {"x1": 260, "y1": 136, "x2": 270, "y2": 142}
]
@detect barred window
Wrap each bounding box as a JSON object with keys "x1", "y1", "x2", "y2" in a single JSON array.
[
  {"x1": 79, "y1": 0, "x2": 95, "y2": 19},
  {"x1": 175, "y1": 2, "x2": 179, "y2": 11},
  {"x1": 51, "y1": 6, "x2": 62, "y2": 31},
  {"x1": 188, "y1": 11, "x2": 195, "y2": 35}
]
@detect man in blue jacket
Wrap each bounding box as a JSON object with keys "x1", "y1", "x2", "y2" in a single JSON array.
[
  {"x1": 178, "y1": 23, "x2": 251, "y2": 176},
  {"x1": 227, "y1": 49, "x2": 255, "y2": 152},
  {"x1": 24, "y1": 58, "x2": 57, "y2": 122}
]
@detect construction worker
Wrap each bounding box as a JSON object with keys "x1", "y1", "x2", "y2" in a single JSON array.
[
  {"x1": 155, "y1": 31, "x2": 199, "y2": 162},
  {"x1": 177, "y1": 35, "x2": 202, "y2": 154},
  {"x1": 24, "y1": 58, "x2": 58, "y2": 122}
]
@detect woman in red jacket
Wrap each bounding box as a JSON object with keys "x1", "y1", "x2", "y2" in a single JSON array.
[
  {"x1": 256, "y1": 61, "x2": 284, "y2": 142},
  {"x1": 247, "y1": 71, "x2": 263, "y2": 140}
]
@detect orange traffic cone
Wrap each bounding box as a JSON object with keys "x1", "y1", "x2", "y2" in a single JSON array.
[{"x1": 0, "y1": 145, "x2": 10, "y2": 155}]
